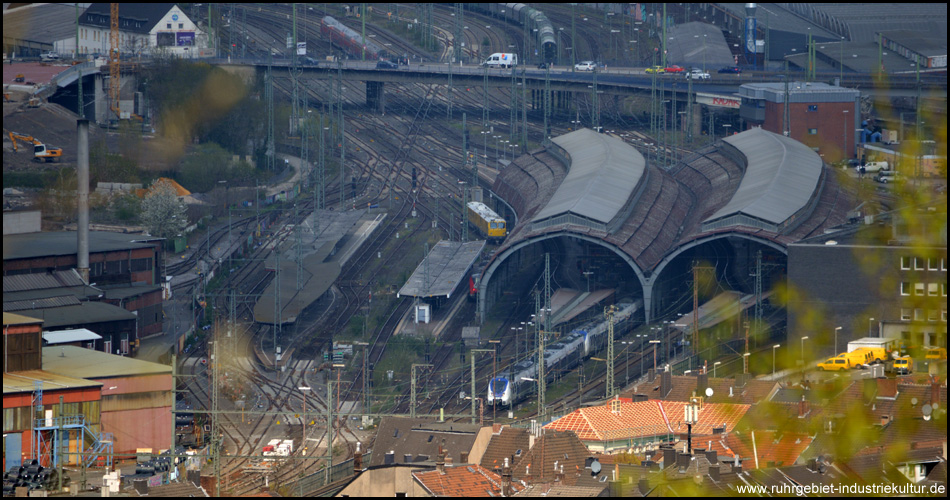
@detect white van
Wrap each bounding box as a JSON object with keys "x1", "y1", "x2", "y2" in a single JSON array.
[
  {"x1": 483, "y1": 53, "x2": 518, "y2": 68},
  {"x1": 858, "y1": 161, "x2": 888, "y2": 174}
]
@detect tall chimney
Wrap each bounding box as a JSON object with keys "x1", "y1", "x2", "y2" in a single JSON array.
[
  {"x1": 501, "y1": 457, "x2": 512, "y2": 497},
  {"x1": 77, "y1": 119, "x2": 90, "y2": 283},
  {"x1": 437, "y1": 445, "x2": 446, "y2": 474},
  {"x1": 353, "y1": 442, "x2": 362, "y2": 474}
]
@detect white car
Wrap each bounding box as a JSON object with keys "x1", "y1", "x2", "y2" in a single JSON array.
[
  {"x1": 686, "y1": 69, "x2": 710, "y2": 80},
  {"x1": 574, "y1": 61, "x2": 596, "y2": 71}
]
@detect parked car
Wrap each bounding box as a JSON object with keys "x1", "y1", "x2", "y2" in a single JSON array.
[
  {"x1": 718, "y1": 66, "x2": 742, "y2": 74},
  {"x1": 645, "y1": 65, "x2": 665, "y2": 74},
  {"x1": 574, "y1": 61, "x2": 595, "y2": 71},
  {"x1": 686, "y1": 69, "x2": 710, "y2": 80},
  {"x1": 664, "y1": 65, "x2": 685, "y2": 73},
  {"x1": 874, "y1": 171, "x2": 901, "y2": 183},
  {"x1": 375, "y1": 59, "x2": 398, "y2": 69},
  {"x1": 537, "y1": 62, "x2": 550, "y2": 69}
]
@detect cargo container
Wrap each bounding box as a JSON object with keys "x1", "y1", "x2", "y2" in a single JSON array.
[{"x1": 847, "y1": 337, "x2": 897, "y2": 361}]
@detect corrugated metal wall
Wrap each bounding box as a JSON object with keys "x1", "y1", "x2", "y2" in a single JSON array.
[{"x1": 101, "y1": 406, "x2": 171, "y2": 454}]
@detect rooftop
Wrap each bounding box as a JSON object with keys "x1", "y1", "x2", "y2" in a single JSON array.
[
  {"x1": 480, "y1": 426, "x2": 531, "y2": 471},
  {"x1": 398, "y1": 240, "x2": 486, "y2": 299},
  {"x1": 704, "y1": 128, "x2": 823, "y2": 231},
  {"x1": 2, "y1": 311, "x2": 43, "y2": 326},
  {"x1": 412, "y1": 464, "x2": 522, "y2": 497},
  {"x1": 5, "y1": 300, "x2": 136, "y2": 329},
  {"x1": 534, "y1": 129, "x2": 645, "y2": 229},
  {"x1": 3, "y1": 369, "x2": 102, "y2": 394},
  {"x1": 369, "y1": 417, "x2": 483, "y2": 467},
  {"x1": 737, "y1": 81, "x2": 861, "y2": 103},
  {"x1": 42, "y1": 328, "x2": 102, "y2": 345},
  {"x1": 42, "y1": 345, "x2": 171, "y2": 379},
  {"x1": 3, "y1": 231, "x2": 161, "y2": 261}
]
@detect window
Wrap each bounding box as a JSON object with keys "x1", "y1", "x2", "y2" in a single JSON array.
[
  {"x1": 167, "y1": 23, "x2": 172, "y2": 29},
  {"x1": 104, "y1": 340, "x2": 112, "y2": 354},
  {"x1": 942, "y1": 310, "x2": 947, "y2": 322},
  {"x1": 942, "y1": 283, "x2": 947, "y2": 297},
  {"x1": 901, "y1": 256, "x2": 912, "y2": 270},
  {"x1": 929, "y1": 283, "x2": 938, "y2": 296},
  {"x1": 901, "y1": 309, "x2": 912, "y2": 321},
  {"x1": 914, "y1": 309, "x2": 924, "y2": 321},
  {"x1": 178, "y1": 23, "x2": 184, "y2": 29},
  {"x1": 915, "y1": 283, "x2": 925, "y2": 296},
  {"x1": 928, "y1": 309, "x2": 938, "y2": 322},
  {"x1": 808, "y1": 105, "x2": 818, "y2": 112},
  {"x1": 915, "y1": 258, "x2": 924, "y2": 270},
  {"x1": 808, "y1": 128, "x2": 818, "y2": 135},
  {"x1": 929, "y1": 258, "x2": 938, "y2": 271},
  {"x1": 900, "y1": 282, "x2": 911, "y2": 296}
]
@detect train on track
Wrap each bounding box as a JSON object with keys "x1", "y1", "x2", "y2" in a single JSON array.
[
  {"x1": 467, "y1": 201, "x2": 507, "y2": 241},
  {"x1": 487, "y1": 300, "x2": 642, "y2": 407},
  {"x1": 466, "y1": 3, "x2": 556, "y2": 63},
  {"x1": 321, "y1": 15, "x2": 389, "y2": 61}
]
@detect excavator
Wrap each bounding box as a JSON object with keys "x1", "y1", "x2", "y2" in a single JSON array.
[{"x1": 7, "y1": 131, "x2": 63, "y2": 162}]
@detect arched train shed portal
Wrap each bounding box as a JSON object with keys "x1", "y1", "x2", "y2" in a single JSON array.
[{"x1": 479, "y1": 127, "x2": 850, "y2": 325}]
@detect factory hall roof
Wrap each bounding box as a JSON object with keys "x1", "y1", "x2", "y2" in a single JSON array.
[
  {"x1": 534, "y1": 129, "x2": 645, "y2": 228},
  {"x1": 4, "y1": 300, "x2": 136, "y2": 329},
  {"x1": 3, "y1": 369, "x2": 102, "y2": 395},
  {"x1": 42, "y1": 345, "x2": 171, "y2": 379},
  {"x1": 704, "y1": 128, "x2": 823, "y2": 230},
  {"x1": 2, "y1": 231, "x2": 161, "y2": 261},
  {"x1": 42, "y1": 328, "x2": 102, "y2": 345}
]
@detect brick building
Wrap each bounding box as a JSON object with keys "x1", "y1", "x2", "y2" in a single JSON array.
[{"x1": 738, "y1": 82, "x2": 861, "y2": 162}]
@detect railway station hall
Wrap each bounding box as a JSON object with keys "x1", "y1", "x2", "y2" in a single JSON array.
[{"x1": 480, "y1": 127, "x2": 851, "y2": 329}]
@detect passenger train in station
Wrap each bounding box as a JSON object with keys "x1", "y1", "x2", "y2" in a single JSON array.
[
  {"x1": 465, "y1": 4, "x2": 557, "y2": 63},
  {"x1": 487, "y1": 300, "x2": 642, "y2": 407}
]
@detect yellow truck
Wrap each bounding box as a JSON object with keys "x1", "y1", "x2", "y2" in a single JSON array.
[{"x1": 817, "y1": 348, "x2": 879, "y2": 371}]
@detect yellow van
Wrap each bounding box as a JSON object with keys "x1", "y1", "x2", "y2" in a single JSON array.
[
  {"x1": 893, "y1": 356, "x2": 913, "y2": 375},
  {"x1": 818, "y1": 355, "x2": 854, "y2": 371},
  {"x1": 925, "y1": 347, "x2": 947, "y2": 360}
]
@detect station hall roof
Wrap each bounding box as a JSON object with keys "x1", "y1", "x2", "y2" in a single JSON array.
[
  {"x1": 3, "y1": 369, "x2": 102, "y2": 395},
  {"x1": 704, "y1": 128, "x2": 822, "y2": 229},
  {"x1": 533, "y1": 129, "x2": 645, "y2": 228},
  {"x1": 398, "y1": 240, "x2": 485, "y2": 299}
]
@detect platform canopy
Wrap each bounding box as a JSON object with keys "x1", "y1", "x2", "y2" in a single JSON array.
[{"x1": 398, "y1": 240, "x2": 485, "y2": 299}]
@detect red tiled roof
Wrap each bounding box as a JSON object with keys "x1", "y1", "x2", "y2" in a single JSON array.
[
  {"x1": 510, "y1": 430, "x2": 591, "y2": 485},
  {"x1": 545, "y1": 399, "x2": 750, "y2": 443},
  {"x1": 413, "y1": 465, "x2": 522, "y2": 497},
  {"x1": 724, "y1": 431, "x2": 813, "y2": 469}
]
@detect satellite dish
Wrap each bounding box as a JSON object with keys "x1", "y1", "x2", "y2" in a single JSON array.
[
  {"x1": 705, "y1": 387, "x2": 714, "y2": 397},
  {"x1": 911, "y1": 397, "x2": 918, "y2": 406},
  {"x1": 922, "y1": 404, "x2": 933, "y2": 416},
  {"x1": 591, "y1": 460, "x2": 602, "y2": 475}
]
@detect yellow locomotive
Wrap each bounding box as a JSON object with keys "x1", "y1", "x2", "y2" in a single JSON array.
[{"x1": 467, "y1": 201, "x2": 507, "y2": 241}]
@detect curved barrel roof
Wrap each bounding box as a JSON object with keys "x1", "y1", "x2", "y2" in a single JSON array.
[
  {"x1": 533, "y1": 129, "x2": 646, "y2": 227},
  {"x1": 704, "y1": 128, "x2": 822, "y2": 229}
]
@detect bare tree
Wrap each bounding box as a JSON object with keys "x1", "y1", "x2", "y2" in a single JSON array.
[{"x1": 141, "y1": 178, "x2": 188, "y2": 240}]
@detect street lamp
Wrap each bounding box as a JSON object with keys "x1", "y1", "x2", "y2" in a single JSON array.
[
  {"x1": 772, "y1": 344, "x2": 780, "y2": 380},
  {"x1": 834, "y1": 326, "x2": 842, "y2": 355},
  {"x1": 743, "y1": 352, "x2": 751, "y2": 374},
  {"x1": 583, "y1": 271, "x2": 594, "y2": 292},
  {"x1": 713, "y1": 361, "x2": 721, "y2": 378},
  {"x1": 649, "y1": 339, "x2": 661, "y2": 373},
  {"x1": 868, "y1": 317, "x2": 875, "y2": 337},
  {"x1": 800, "y1": 336, "x2": 809, "y2": 367},
  {"x1": 298, "y1": 386, "x2": 311, "y2": 445}
]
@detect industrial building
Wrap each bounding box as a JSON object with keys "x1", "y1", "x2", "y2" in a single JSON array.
[
  {"x1": 738, "y1": 82, "x2": 861, "y2": 162},
  {"x1": 787, "y1": 206, "x2": 947, "y2": 356},
  {"x1": 3, "y1": 231, "x2": 165, "y2": 346}
]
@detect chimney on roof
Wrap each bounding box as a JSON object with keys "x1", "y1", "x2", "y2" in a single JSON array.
[
  {"x1": 798, "y1": 395, "x2": 810, "y2": 418},
  {"x1": 77, "y1": 119, "x2": 90, "y2": 283},
  {"x1": 354, "y1": 442, "x2": 363, "y2": 474},
  {"x1": 384, "y1": 451, "x2": 395, "y2": 465},
  {"x1": 931, "y1": 376, "x2": 941, "y2": 406},
  {"x1": 502, "y1": 457, "x2": 512, "y2": 497},
  {"x1": 460, "y1": 451, "x2": 469, "y2": 463},
  {"x1": 554, "y1": 464, "x2": 564, "y2": 483},
  {"x1": 876, "y1": 377, "x2": 898, "y2": 398},
  {"x1": 677, "y1": 452, "x2": 691, "y2": 471},
  {"x1": 493, "y1": 423, "x2": 504, "y2": 434},
  {"x1": 662, "y1": 446, "x2": 676, "y2": 470},
  {"x1": 404, "y1": 453, "x2": 413, "y2": 463},
  {"x1": 697, "y1": 373, "x2": 708, "y2": 393},
  {"x1": 709, "y1": 463, "x2": 721, "y2": 481},
  {"x1": 445, "y1": 455, "x2": 454, "y2": 466},
  {"x1": 525, "y1": 463, "x2": 532, "y2": 483},
  {"x1": 733, "y1": 454, "x2": 742, "y2": 474},
  {"x1": 705, "y1": 448, "x2": 717, "y2": 465},
  {"x1": 638, "y1": 477, "x2": 650, "y2": 495},
  {"x1": 437, "y1": 445, "x2": 446, "y2": 474},
  {"x1": 661, "y1": 370, "x2": 672, "y2": 398}
]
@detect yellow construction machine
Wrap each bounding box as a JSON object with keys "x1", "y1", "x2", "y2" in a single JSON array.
[{"x1": 7, "y1": 131, "x2": 63, "y2": 162}]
